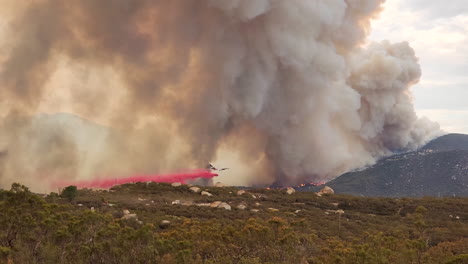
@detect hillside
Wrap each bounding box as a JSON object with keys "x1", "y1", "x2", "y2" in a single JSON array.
[
  {"x1": 299, "y1": 134, "x2": 468, "y2": 197},
  {"x1": 422, "y1": 133, "x2": 468, "y2": 152},
  {"x1": 320, "y1": 149, "x2": 468, "y2": 197},
  {"x1": 1, "y1": 182, "x2": 468, "y2": 264}
]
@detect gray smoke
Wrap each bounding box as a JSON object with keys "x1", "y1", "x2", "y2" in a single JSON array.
[{"x1": 0, "y1": 0, "x2": 441, "y2": 189}]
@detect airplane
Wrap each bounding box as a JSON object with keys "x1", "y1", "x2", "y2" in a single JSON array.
[{"x1": 207, "y1": 163, "x2": 229, "y2": 171}]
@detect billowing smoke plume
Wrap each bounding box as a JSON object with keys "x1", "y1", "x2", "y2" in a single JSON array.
[{"x1": 0, "y1": 0, "x2": 440, "y2": 189}]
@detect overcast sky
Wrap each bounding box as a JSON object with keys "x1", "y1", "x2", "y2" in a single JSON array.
[{"x1": 370, "y1": 0, "x2": 468, "y2": 134}]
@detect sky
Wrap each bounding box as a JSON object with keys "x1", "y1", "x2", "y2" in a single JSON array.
[{"x1": 370, "y1": 0, "x2": 468, "y2": 134}]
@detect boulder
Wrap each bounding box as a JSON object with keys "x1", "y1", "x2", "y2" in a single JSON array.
[
  {"x1": 171, "y1": 182, "x2": 182, "y2": 187},
  {"x1": 122, "y1": 214, "x2": 138, "y2": 220},
  {"x1": 189, "y1": 187, "x2": 201, "y2": 193},
  {"x1": 214, "y1": 182, "x2": 225, "y2": 187},
  {"x1": 286, "y1": 187, "x2": 295, "y2": 195},
  {"x1": 210, "y1": 201, "x2": 222, "y2": 208},
  {"x1": 210, "y1": 201, "x2": 231, "y2": 210},
  {"x1": 159, "y1": 220, "x2": 171, "y2": 228},
  {"x1": 123, "y1": 209, "x2": 130, "y2": 215},
  {"x1": 237, "y1": 190, "x2": 246, "y2": 196},
  {"x1": 317, "y1": 186, "x2": 334, "y2": 196},
  {"x1": 250, "y1": 209, "x2": 259, "y2": 213},
  {"x1": 201, "y1": 191, "x2": 213, "y2": 197},
  {"x1": 218, "y1": 202, "x2": 231, "y2": 210},
  {"x1": 236, "y1": 204, "x2": 247, "y2": 210},
  {"x1": 171, "y1": 200, "x2": 181, "y2": 205},
  {"x1": 181, "y1": 200, "x2": 194, "y2": 206},
  {"x1": 196, "y1": 203, "x2": 211, "y2": 207},
  {"x1": 268, "y1": 208, "x2": 279, "y2": 212}
]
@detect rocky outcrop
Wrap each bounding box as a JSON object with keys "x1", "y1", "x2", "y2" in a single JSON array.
[
  {"x1": 210, "y1": 201, "x2": 231, "y2": 210},
  {"x1": 286, "y1": 187, "x2": 295, "y2": 195},
  {"x1": 159, "y1": 220, "x2": 171, "y2": 229},
  {"x1": 189, "y1": 187, "x2": 201, "y2": 193},
  {"x1": 317, "y1": 186, "x2": 334, "y2": 196},
  {"x1": 237, "y1": 190, "x2": 246, "y2": 196},
  {"x1": 236, "y1": 204, "x2": 247, "y2": 210}
]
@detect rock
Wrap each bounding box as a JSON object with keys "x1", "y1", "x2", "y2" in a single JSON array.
[
  {"x1": 286, "y1": 187, "x2": 296, "y2": 195},
  {"x1": 181, "y1": 200, "x2": 194, "y2": 206},
  {"x1": 145, "y1": 204, "x2": 150, "y2": 206},
  {"x1": 456, "y1": 216, "x2": 460, "y2": 220},
  {"x1": 137, "y1": 221, "x2": 143, "y2": 225},
  {"x1": 122, "y1": 214, "x2": 138, "y2": 220},
  {"x1": 159, "y1": 220, "x2": 171, "y2": 228},
  {"x1": 331, "y1": 203, "x2": 339, "y2": 207},
  {"x1": 317, "y1": 186, "x2": 334, "y2": 196},
  {"x1": 326, "y1": 209, "x2": 345, "y2": 215},
  {"x1": 123, "y1": 209, "x2": 130, "y2": 215},
  {"x1": 210, "y1": 201, "x2": 222, "y2": 208},
  {"x1": 171, "y1": 200, "x2": 181, "y2": 205},
  {"x1": 171, "y1": 182, "x2": 182, "y2": 187},
  {"x1": 196, "y1": 203, "x2": 212, "y2": 207},
  {"x1": 214, "y1": 182, "x2": 225, "y2": 187},
  {"x1": 295, "y1": 210, "x2": 301, "y2": 214},
  {"x1": 236, "y1": 204, "x2": 247, "y2": 210},
  {"x1": 210, "y1": 201, "x2": 231, "y2": 210},
  {"x1": 108, "y1": 203, "x2": 115, "y2": 207},
  {"x1": 77, "y1": 204, "x2": 83, "y2": 207},
  {"x1": 189, "y1": 187, "x2": 201, "y2": 193},
  {"x1": 255, "y1": 202, "x2": 261, "y2": 206},
  {"x1": 237, "y1": 190, "x2": 246, "y2": 196},
  {"x1": 138, "y1": 197, "x2": 146, "y2": 201},
  {"x1": 90, "y1": 207, "x2": 95, "y2": 212},
  {"x1": 251, "y1": 194, "x2": 257, "y2": 199},
  {"x1": 201, "y1": 191, "x2": 213, "y2": 197},
  {"x1": 218, "y1": 202, "x2": 231, "y2": 210},
  {"x1": 268, "y1": 208, "x2": 279, "y2": 212},
  {"x1": 250, "y1": 209, "x2": 259, "y2": 213}
]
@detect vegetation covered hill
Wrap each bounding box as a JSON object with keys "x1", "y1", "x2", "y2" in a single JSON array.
[
  {"x1": 1, "y1": 182, "x2": 468, "y2": 263},
  {"x1": 422, "y1": 134, "x2": 468, "y2": 152},
  {"x1": 300, "y1": 134, "x2": 468, "y2": 197}
]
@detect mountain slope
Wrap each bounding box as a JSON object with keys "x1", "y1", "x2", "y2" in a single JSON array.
[
  {"x1": 301, "y1": 134, "x2": 468, "y2": 197},
  {"x1": 325, "y1": 149, "x2": 468, "y2": 197},
  {"x1": 422, "y1": 133, "x2": 468, "y2": 152}
]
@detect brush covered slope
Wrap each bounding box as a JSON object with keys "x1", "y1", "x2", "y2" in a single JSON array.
[
  {"x1": 1, "y1": 182, "x2": 468, "y2": 264},
  {"x1": 305, "y1": 134, "x2": 468, "y2": 197}
]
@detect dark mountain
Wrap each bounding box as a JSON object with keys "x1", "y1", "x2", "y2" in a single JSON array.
[
  {"x1": 422, "y1": 133, "x2": 468, "y2": 152},
  {"x1": 299, "y1": 134, "x2": 468, "y2": 197}
]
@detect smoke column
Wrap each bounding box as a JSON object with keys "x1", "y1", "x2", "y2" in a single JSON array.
[
  {"x1": 56, "y1": 169, "x2": 218, "y2": 189},
  {"x1": 0, "y1": 0, "x2": 441, "y2": 189}
]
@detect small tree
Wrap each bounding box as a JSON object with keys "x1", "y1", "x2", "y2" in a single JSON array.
[{"x1": 61, "y1": 186, "x2": 77, "y2": 202}]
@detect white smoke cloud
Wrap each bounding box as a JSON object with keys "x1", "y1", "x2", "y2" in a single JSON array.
[{"x1": 0, "y1": 0, "x2": 440, "y2": 189}]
